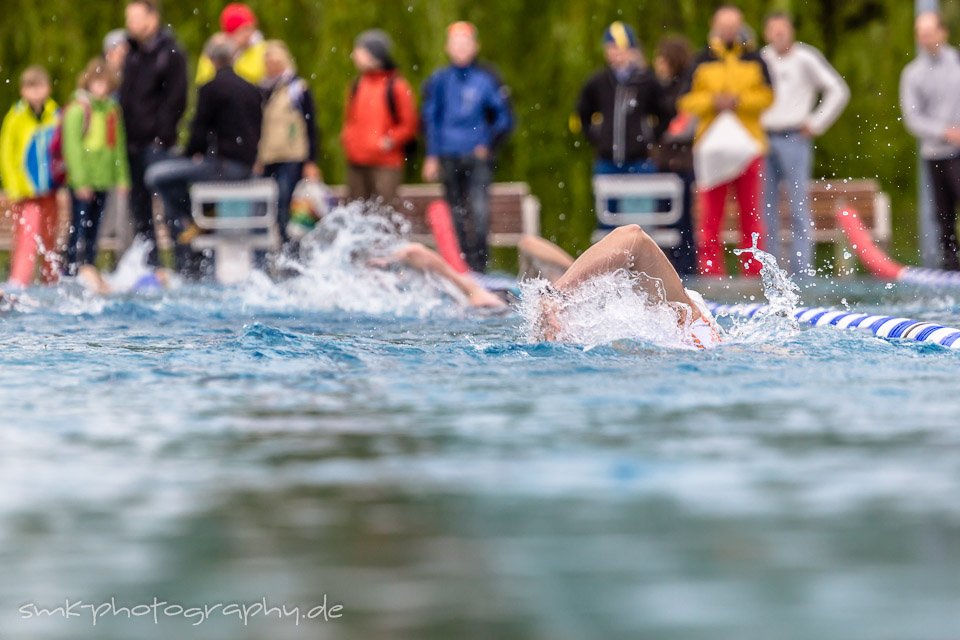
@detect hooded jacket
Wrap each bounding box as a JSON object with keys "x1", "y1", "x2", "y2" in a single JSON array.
[
  {"x1": 62, "y1": 91, "x2": 130, "y2": 191},
  {"x1": 678, "y1": 38, "x2": 774, "y2": 152},
  {"x1": 575, "y1": 65, "x2": 666, "y2": 165},
  {"x1": 0, "y1": 98, "x2": 60, "y2": 200},
  {"x1": 185, "y1": 67, "x2": 263, "y2": 167},
  {"x1": 196, "y1": 35, "x2": 267, "y2": 86},
  {"x1": 421, "y1": 62, "x2": 513, "y2": 158},
  {"x1": 119, "y1": 28, "x2": 188, "y2": 150},
  {"x1": 342, "y1": 70, "x2": 418, "y2": 168}
]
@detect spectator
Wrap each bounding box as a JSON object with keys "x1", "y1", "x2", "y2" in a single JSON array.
[
  {"x1": 574, "y1": 23, "x2": 668, "y2": 254},
  {"x1": 421, "y1": 21, "x2": 513, "y2": 273},
  {"x1": 900, "y1": 11, "x2": 960, "y2": 271},
  {"x1": 99, "y1": 28, "x2": 135, "y2": 257},
  {"x1": 0, "y1": 66, "x2": 60, "y2": 287},
  {"x1": 119, "y1": 0, "x2": 188, "y2": 267},
  {"x1": 102, "y1": 29, "x2": 129, "y2": 90},
  {"x1": 257, "y1": 40, "x2": 321, "y2": 248},
  {"x1": 146, "y1": 34, "x2": 263, "y2": 276},
  {"x1": 761, "y1": 12, "x2": 849, "y2": 276},
  {"x1": 341, "y1": 29, "x2": 418, "y2": 205},
  {"x1": 61, "y1": 58, "x2": 130, "y2": 276},
  {"x1": 653, "y1": 34, "x2": 698, "y2": 276},
  {"x1": 575, "y1": 22, "x2": 664, "y2": 177},
  {"x1": 679, "y1": 5, "x2": 773, "y2": 276},
  {"x1": 196, "y1": 2, "x2": 266, "y2": 86}
]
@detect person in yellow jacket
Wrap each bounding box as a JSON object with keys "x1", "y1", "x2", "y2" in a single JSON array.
[
  {"x1": 0, "y1": 66, "x2": 61, "y2": 287},
  {"x1": 679, "y1": 5, "x2": 773, "y2": 277},
  {"x1": 195, "y1": 3, "x2": 266, "y2": 86}
]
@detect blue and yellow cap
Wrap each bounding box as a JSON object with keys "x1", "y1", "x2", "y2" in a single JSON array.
[{"x1": 603, "y1": 21, "x2": 639, "y2": 50}]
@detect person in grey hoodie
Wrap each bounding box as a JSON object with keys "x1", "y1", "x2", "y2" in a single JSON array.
[{"x1": 900, "y1": 11, "x2": 960, "y2": 271}]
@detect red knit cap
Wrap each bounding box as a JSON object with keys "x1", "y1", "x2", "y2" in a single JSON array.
[{"x1": 220, "y1": 3, "x2": 257, "y2": 34}]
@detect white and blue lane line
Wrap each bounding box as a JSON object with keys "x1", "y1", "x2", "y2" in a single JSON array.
[
  {"x1": 706, "y1": 302, "x2": 960, "y2": 350},
  {"x1": 900, "y1": 267, "x2": 960, "y2": 288}
]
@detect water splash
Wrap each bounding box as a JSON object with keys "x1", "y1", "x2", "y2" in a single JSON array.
[
  {"x1": 103, "y1": 238, "x2": 166, "y2": 293},
  {"x1": 517, "y1": 271, "x2": 698, "y2": 350},
  {"x1": 734, "y1": 233, "x2": 800, "y2": 315},
  {"x1": 727, "y1": 233, "x2": 801, "y2": 342},
  {"x1": 242, "y1": 201, "x2": 467, "y2": 317}
]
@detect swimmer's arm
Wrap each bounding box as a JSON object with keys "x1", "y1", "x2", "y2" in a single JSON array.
[
  {"x1": 517, "y1": 234, "x2": 575, "y2": 283},
  {"x1": 553, "y1": 226, "x2": 695, "y2": 312},
  {"x1": 369, "y1": 243, "x2": 505, "y2": 309}
]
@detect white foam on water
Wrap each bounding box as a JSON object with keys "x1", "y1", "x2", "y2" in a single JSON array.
[
  {"x1": 242, "y1": 202, "x2": 465, "y2": 317},
  {"x1": 726, "y1": 234, "x2": 803, "y2": 344},
  {"x1": 517, "y1": 270, "x2": 699, "y2": 350},
  {"x1": 103, "y1": 237, "x2": 162, "y2": 293}
]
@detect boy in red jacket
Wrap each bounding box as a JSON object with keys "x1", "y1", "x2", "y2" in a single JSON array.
[{"x1": 340, "y1": 30, "x2": 418, "y2": 206}]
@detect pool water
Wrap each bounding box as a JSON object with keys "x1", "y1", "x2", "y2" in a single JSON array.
[{"x1": 2, "y1": 210, "x2": 959, "y2": 640}]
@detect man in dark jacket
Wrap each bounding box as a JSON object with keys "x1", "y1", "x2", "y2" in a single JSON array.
[
  {"x1": 575, "y1": 22, "x2": 667, "y2": 243},
  {"x1": 146, "y1": 34, "x2": 263, "y2": 276},
  {"x1": 119, "y1": 0, "x2": 188, "y2": 266},
  {"x1": 576, "y1": 23, "x2": 665, "y2": 176},
  {"x1": 421, "y1": 21, "x2": 513, "y2": 273}
]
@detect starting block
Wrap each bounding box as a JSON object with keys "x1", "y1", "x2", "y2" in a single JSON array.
[
  {"x1": 591, "y1": 173, "x2": 684, "y2": 248},
  {"x1": 189, "y1": 179, "x2": 280, "y2": 284}
]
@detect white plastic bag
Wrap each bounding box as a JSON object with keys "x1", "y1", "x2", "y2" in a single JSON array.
[
  {"x1": 287, "y1": 180, "x2": 335, "y2": 240},
  {"x1": 693, "y1": 111, "x2": 761, "y2": 190}
]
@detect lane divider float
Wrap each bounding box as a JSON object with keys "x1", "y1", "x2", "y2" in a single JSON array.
[{"x1": 706, "y1": 301, "x2": 960, "y2": 350}]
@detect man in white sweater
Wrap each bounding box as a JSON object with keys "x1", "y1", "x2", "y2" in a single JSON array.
[
  {"x1": 900, "y1": 12, "x2": 960, "y2": 271},
  {"x1": 760, "y1": 12, "x2": 849, "y2": 276}
]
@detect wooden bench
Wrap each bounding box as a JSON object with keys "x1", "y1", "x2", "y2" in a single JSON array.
[
  {"x1": 328, "y1": 181, "x2": 541, "y2": 247},
  {"x1": 696, "y1": 178, "x2": 891, "y2": 272}
]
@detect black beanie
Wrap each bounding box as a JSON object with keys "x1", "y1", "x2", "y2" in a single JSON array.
[{"x1": 355, "y1": 29, "x2": 396, "y2": 70}]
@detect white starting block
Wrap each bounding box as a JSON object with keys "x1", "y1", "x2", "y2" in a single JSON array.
[
  {"x1": 591, "y1": 173, "x2": 684, "y2": 248},
  {"x1": 189, "y1": 179, "x2": 280, "y2": 284}
]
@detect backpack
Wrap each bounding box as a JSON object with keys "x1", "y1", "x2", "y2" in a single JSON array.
[
  {"x1": 349, "y1": 74, "x2": 418, "y2": 161},
  {"x1": 49, "y1": 98, "x2": 93, "y2": 188}
]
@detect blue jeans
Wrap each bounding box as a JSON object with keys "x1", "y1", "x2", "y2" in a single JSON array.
[
  {"x1": 64, "y1": 189, "x2": 108, "y2": 274},
  {"x1": 440, "y1": 156, "x2": 492, "y2": 272},
  {"x1": 145, "y1": 156, "x2": 252, "y2": 274},
  {"x1": 762, "y1": 131, "x2": 813, "y2": 274},
  {"x1": 263, "y1": 162, "x2": 303, "y2": 246}
]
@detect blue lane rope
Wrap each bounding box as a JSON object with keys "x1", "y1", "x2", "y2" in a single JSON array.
[{"x1": 706, "y1": 302, "x2": 960, "y2": 350}]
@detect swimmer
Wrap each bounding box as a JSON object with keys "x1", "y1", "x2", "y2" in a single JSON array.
[
  {"x1": 0, "y1": 286, "x2": 19, "y2": 311},
  {"x1": 369, "y1": 242, "x2": 507, "y2": 309},
  {"x1": 77, "y1": 264, "x2": 171, "y2": 295},
  {"x1": 77, "y1": 265, "x2": 112, "y2": 296},
  {"x1": 519, "y1": 225, "x2": 721, "y2": 348}
]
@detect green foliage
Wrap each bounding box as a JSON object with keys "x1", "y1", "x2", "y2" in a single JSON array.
[{"x1": 0, "y1": 0, "x2": 952, "y2": 261}]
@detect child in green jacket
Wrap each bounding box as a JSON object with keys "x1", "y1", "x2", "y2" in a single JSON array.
[{"x1": 62, "y1": 57, "x2": 130, "y2": 275}]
